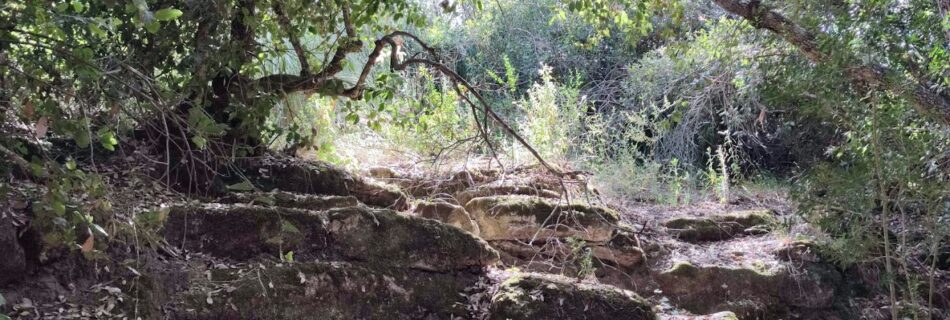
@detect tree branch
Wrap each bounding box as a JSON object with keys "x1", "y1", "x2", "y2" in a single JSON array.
[
  {"x1": 714, "y1": 0, "x2": 950, "y2": 125},
  {"x1": 273, "y1": 2, "x2": 310, "y2": 76}
]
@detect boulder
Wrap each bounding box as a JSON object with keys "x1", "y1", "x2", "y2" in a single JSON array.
[
  {"x1": 488, "y1": 273, "x2": 655, "y2": 320},
  {"x1": 414, "y1": 200, "x2": 479, "y2": 235},
  {"x1": 0, "y1": 217, "x2": 26, "y2": 285},
  {"x1": 663, "y1": 210, "x2": 774, "y2": 242},
  {"x1": 239, "y1": 158, "x2": 408, "y2": 210},
  {"x1": 216, "y1": 191, "x2": 360, "y2": 211},
  {"x1": 170, "y1": 261, "x2": 480, "y2": 320},
  {"x1": 464, "y1": 195, "x2": 619, "y2": 242},
  {"x1": 162, "y1": 203, "x2": 499, "y2": 272}
]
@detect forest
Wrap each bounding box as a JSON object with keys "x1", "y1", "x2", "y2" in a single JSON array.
[{"x1": 0, "y1": 0, "x2": 948, "y2": 319}]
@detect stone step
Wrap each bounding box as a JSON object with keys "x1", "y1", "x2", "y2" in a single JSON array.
[
  {"x1": 216, "y1": 191, "x2": 360, "y2": 211},
  {"x1": 662, "y1": 210, "x2": 774, "y2": 242},
  {"x1": 487, "y1": 273, "x2": 656, "y2": 320},
  {"x1": 167, "y1": 261, "x2": 481, "y2": 320},
  {"x1": 162, "y1": 203, "x2": 499, "y2": 272},
  {"x1": 464, "y1": 195, "x2": 620, "y2": 242},
  {"x1": 237, "y1": 158, "x2": 408, "y2": 210}
]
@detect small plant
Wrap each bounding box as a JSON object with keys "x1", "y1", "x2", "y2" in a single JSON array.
[{"x1": 565, "y1": 237, "x2": 595, "y2": 279}]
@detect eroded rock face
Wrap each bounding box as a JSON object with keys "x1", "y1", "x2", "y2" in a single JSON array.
[
  {"x1": 488, "y1": 273, "x2": 656, "y2": 320},
  {"x1": 240, "y1": 158, "x2": 408, "y2": 210},
  {"x1": 464, "y1": 195, "x2": 619, "y2": 242},
  {"x1": 170, "y1": 261, "x2": 480, "y2": 320},
  {"x1": 663, "y1": 210, "x2": 774, "y2": 242},
  {"x1": 162, "y1": 203, "x2": 499, "y2": 272},
  {"x1": 414, "y1": 200, "x2": 480, "y2": 235},
  {"x1": 0, "y1": 217, "x2": 26, "y2": 285}
]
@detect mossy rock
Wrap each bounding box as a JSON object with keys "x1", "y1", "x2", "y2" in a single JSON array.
[
  {"x1": 162, "y1": 203, "x2": 498, "y2": 272},
  {"x1": 455, "y1": 184, "x2": 561, "y2": 208},
  {"x1": 238, "y1": 158, "x2": 408, "y2": 210},
  {"x1": 656, "y1": 259, "x2": 841, "y2": 317},
  {"x1": 414, "y1": 200, "x2": 480, "y2": 235},
  {"x1": 217, "y1": 191, "x2": 360, "y2": 211},
  {"x1": 488, "y1": 273, "x2": 656, "y2": 320},
  {"x1": 663, "y1": 210, "x2": 775, "y2": 242},
  {"x1": 465, "y1": 195, "x2": 620, "y2": 242},
  {"x1": 169, "y1": 261, "x2": 480, "y2": 319}
]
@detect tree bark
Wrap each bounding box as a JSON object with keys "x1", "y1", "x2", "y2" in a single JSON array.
[{"x1": 713, "y1": 0, "x2": 950, "y2": 125}]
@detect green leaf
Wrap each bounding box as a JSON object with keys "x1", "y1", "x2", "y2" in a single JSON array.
[
  {"x1": 65, "y1": 160, "x2": 77, "y2": 171},
  {"x1": 0, "y1": 292, "x2": 6, "y2": 306},
  {"x1": 154, "y1": 8, "x2": 183, "y2": 21},
  {"x1": 145, "y1": 21, "x2": 160, "y2": 33},
  {"x1": 0, "y1": 314, "x2": 10, "y2": 320},
  {"x1": 191, "y1": 136, "x2": 207, "y2": 149},
  {"x1": 98, "y1": 130, "x2": 118, "y2": 151},
  {"x1": 226, "y1": 180, "x2": 255, "y2": 192},
  {"x1": 280, "y1": 220, "x2": 301, "y2": 234}
]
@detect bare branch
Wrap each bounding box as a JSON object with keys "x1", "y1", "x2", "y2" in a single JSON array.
[{"x1": 273, "y1": 2, "x2": 310, "y2": 76}]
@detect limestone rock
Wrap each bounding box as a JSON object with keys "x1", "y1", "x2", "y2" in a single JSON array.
[
  {"x1": 663, "y1": 210, "x2": 774, "y2": 242},
  {"x1": 464, "y1": 195, "x2": 619, "y2": 242},
  {"x1": 414, "y1": 200, "x2": 480, "y2": 235},
  {"x1": 171, "y1": 261, "x2": 479, "y2": 320},
  {"x1": 162, "y1": 203, "x2": 499, "y2": 272},
  {"x1": 455, "y1": 184, "x2": 560, "y2": 208},
  {"x1": 240, "y1": 158, "x2": 408, "y2": 210},
  {"x1": 488, "y1": 273, "x2": 655, "y2": 320}
]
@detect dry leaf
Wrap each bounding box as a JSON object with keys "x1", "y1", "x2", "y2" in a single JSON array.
[
  {"x1": 22, "y1": 99, "x2": 34, "y2": 119},
  {"x1": 35, "y1": 116, "x2": 49, "y2": 138},
  {"x1": 81, "y1": 235, "x2": 95, "y2": 253}
]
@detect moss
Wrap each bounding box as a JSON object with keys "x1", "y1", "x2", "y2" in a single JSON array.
[
  {"x1": 664, "y1": 261, "x2": 699, "y2": 277},
  {"x1": 488, "y1": 273, "x2": 655, "y2": 320}
]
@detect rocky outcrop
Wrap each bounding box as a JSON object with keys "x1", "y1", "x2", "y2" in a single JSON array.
[
  {"x1": 464, "y1": 195, "x2": 619, "y2": 242},
  {"x1": 162, "y1": 203, "x2": 498, "y2": 272},
  {"x1": 488, "y1": 273, "x2": 656, "y2": 320},
  {"x1": 414, "y1": 200, "x2": 480, "y2": 235},
  {"x1": 662, "y1": 210, "x2": 774, "y2": 242}
]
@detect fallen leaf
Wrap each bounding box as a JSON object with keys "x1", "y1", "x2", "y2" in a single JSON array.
[
  {"x1": 81, "y1": 235, "x2": 95, "y2": 253},
  {"x1": 35, "y1": 116, "x2": 49, "y2": 138}
]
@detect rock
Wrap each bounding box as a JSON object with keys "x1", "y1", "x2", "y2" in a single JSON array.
[
  {"x1": 217, "y1": 191, "x2": 360, "y2": 211},
  {"x1": 655, "y1": 260, "x2": 841, "y2": 317},
  {"x1": 773, "y1": 240, "x2": 820, "y2": 263},
  {"x1": 455, "y1": 184, "x2": 560, "y2": 208},
  {"x1": 0, "y1": 217, "x2": 26, "y2": 285},
  {"x1": 240, "y1": 158, "x2": 408, "y2": 210},
  {"x1": 170, "y1": 261, "x2": 480, "y2": 320},
  {"x1": 664, "y1": 311, "x2": 739, "y2": 320},
  {"x1": 663, "y1": 210, "x2": 774, "y2": 242},
  {"x1": 366, "y1": 166, "x2": 399, "y2": 179},
  {"x1": 465, "y1": 195, "x2": 620, "y2": 242},
  {"x1": 591, "y1": 229, "x2": 646, "y2": 269},
  {"x1": 414, "y1": 200, "x2": 480, "y2": 235},
  {"x1": 162, "y1": 203, "x2": 499, "y2": 272},
  {"x1": 488, "y1": 273, "x2": 655, "y2": 320}
]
